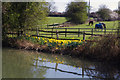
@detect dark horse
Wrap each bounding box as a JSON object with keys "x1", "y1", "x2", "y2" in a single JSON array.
[
  {"x1": 89, "y1": 21, "x2": 94, "y2": 26},
  {"x1": 95, "y1": 23, "x2": 106, "y2": 30}
]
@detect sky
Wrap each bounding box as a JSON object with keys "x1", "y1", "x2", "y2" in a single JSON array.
[
  {"x1": 3, "y1": 0, "x2": 119, "y2": 12},
  {"x1": 52, "y1": 0, "x2": 119, "y2": 12}
]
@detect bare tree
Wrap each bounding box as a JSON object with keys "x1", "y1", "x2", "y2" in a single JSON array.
[
  {"x1": 48, "y1": 2, "x2": 57, "y2": 12},
  {"x1": 97, "y1": 4, "x2": 111, "y2": 21}
]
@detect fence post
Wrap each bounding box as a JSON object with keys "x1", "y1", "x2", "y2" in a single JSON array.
[
  {"x1": 56, "y1": 30, "x2": 59, "y2": 39},
  {"x1": 47, "y1": 24, "x2": 48, "y2": 28},
  {"x1": 104, "y1": 28, "x2": 106, "y2": 34},
  {"x1": 118, "y1": 22, "x2": 120, "y2": 46},
  {"x1": 65, "y1": 28, "x2": 67, "y2": 37},
  {"x1": 12, "y1": 31, "x2": 13, "y2": 37},
  {"x1": 91, "y1": 29, "x2": 93, "y2": 37},
  {"x1": 51, "y1": 28, "x2": 53, "y2": 37},
  {"x1": 24, "y1": 29, "x2": 26, "y2": 37},
  {"x1": 53, "y1": 23, "x2": 54, "y2": 28},
  {"x1": 38, "y1": 27, "x2": 39, "y2": 36},
  {"x1": 39, "y1": 27, "x2": 41, "y2": 36},
  {"x1": 83, "y1": 31, "x2": 85, "y2": 40},
  {"x1": 36, "y1": 27, "x2": 39, "y2": 36},
  {"x1": 117, "y1": 29, "x2": 119, "y2": 37},
  {"x1": 20, "y1": 29, "x2": 23, "y2": 36},
  {"x1": 17, "y1": 30, "x2": 19, "y2": 37},
  {"x1": 78, "y1": 28, "x2": 80, "y2": 37},
  {"x1": 63, "y1": 23, "x2": 64, "y2": 27}
]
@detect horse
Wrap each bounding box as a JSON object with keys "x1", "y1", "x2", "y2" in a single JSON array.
[
  {"x1": 89, "y1": 21, "x2": 94, "y2": 26},
  {"x1": 95, "y1": 23, "x2": 106, "y2": 30},
  {"x1": 101, "y1": 23, "x2": 106, "y2": 29}
]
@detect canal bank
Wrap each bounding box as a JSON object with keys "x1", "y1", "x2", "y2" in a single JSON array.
[{"x1": 2, "y1": 35, "x2": 120, "y2": 64}]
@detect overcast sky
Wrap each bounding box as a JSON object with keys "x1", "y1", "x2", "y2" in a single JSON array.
[
  {"x1": 53, "y1": 0, "x2": 119, "y2": 12},
  {"x1": 2, "y1": 0, "x2": 119, "y2": 12}
]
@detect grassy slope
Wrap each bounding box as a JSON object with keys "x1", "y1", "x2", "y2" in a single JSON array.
[
  {"x1": 15, "y1": 17, "x2": 118, "y2": 40},
  {"x1": 41, "y1": 17, "x2": 118, "y2": 39},
  {"x1": 47, "y1": 17, "x2": 67, "y2": 25},
  {"x1": 69, "y1": 21, "x2": 118, "y2": 29},
  {"x1": 47, "y1": 17, "x2": 118, "y2": 29}
]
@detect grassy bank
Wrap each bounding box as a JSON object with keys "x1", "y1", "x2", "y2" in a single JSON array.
[{"x1": 3, "y1": 34, "x2": 120, "y2": 63}]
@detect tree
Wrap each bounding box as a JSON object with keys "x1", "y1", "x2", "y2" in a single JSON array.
[
  {"x1": 47, "y1": 2, "x2": 57, "y2": 12},
  {"x1": 96, "y1": 5, "x2": 111, "y2": 21},
  {"x1": 2, "y1": 2, "x2": 48, "y2": 39},
  {"x1": 65, "y1": 2, "x2": 88, "y2": 24},
  {"x1": 113, "y1": 9, "x2": 120, "y2": 14}
]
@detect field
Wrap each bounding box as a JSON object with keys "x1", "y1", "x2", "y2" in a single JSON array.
[
  {"x1": 37, "y1": 17, "x2": 119, "y2": 40},
  {"x1": 47, "y1": 17, "x2": 118, "y2": 29},
  {"x1": 47, "y1": 17, "x2": 67, "y2": 25},
  {"x1": 8, "y1": 17, "x2": 119, "y2": 40},
  {"x1": 46, "y1": 17, "x2": 118, "y2": 29}
]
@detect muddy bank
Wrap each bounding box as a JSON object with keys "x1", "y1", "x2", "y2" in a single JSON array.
[
  {"x1": 2, "y1": 37, "x2": 120, "y2": 63},
  {"x1": 2, "y1": 38, "x2": 50, "y2": 52}
]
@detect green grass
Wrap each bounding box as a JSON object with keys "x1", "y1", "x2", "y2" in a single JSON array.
[
  {"x1": 40, "y1": 19, "x2": 119, "y2": 40},
  {"x1": 44, "y1": 17, "x2": 118, "y2": 29},
  {"x1": 7, "y1": 17, "x2": 119, "y2": 40},
  {"x1": 31, "y1": 18, "x2": 119, "y2": 40},
  {"x1": 40, "y1": 17, "x2": 67, "y2": 28},
  {"x1": 46, "y1": 17, "x2": 118, "y2": 29},
  {"x1": 47, "y1": 17, "x2": 67, "y2": 25},
  {"x1": 64, "y1": 21, "x2": 118, "y2": 29}
]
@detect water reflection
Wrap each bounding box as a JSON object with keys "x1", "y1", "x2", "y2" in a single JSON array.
[
  {"x1": 85, "y1": 63, "x2": 120, "y2": 80},
  {"x1": 2, "y1": 48, "x2": 120, "y2": 79},
  {"x1": 2, "y1": 48, "x2": 47, "y2": 78}
]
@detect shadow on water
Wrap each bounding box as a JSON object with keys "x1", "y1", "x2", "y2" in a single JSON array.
[
  {"x1": 2, "y1": 48, "x2": 47, "y2": 78},
  {"x1": 2, "y1": 48, "x2": 120, "y2": 79}
]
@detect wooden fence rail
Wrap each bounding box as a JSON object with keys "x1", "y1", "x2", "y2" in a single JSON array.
[
  {"x1": 6, "y1": 27, "x2": 119, "y2": 40},
  {"x1": 26, "y1": 27, "x2": 119, "y2": 40}
]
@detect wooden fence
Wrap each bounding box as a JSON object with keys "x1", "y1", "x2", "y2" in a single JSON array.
[
  {"x1": 6, "y1": 28, "x2": 120, "y2": 40},
  {"x1": 26, "y1": 28, "x2": 119, "y2": 40}
]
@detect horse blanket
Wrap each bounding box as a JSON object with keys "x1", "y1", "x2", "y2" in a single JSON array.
[{"x1": 95, "y1": 23, "x2": 103, "y2": 29}]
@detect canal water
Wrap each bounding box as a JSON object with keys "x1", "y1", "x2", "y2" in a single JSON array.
[{"x1": 2, "y1": 48, "x2": 120, "y2": 79}]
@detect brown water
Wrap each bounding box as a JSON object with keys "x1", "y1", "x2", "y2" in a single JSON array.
[{"x1": 2, "y1": 48, "x2": 120, "y2": 79}]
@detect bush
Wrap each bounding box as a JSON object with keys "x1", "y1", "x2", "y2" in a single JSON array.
[{"x1": 79, "y1": 34, "x2": 120, "y2": 61}]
